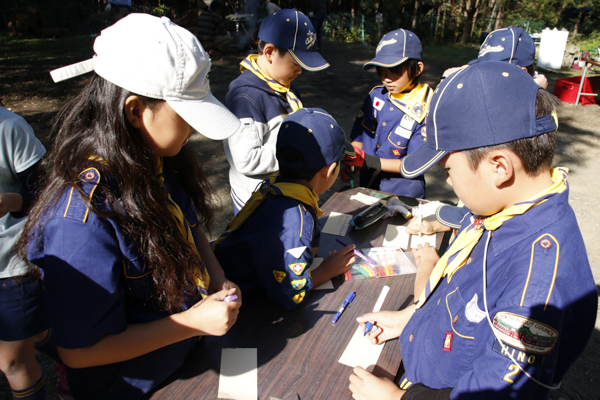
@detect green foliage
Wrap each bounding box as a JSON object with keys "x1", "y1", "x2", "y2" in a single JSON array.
[{"x1": 152, "y1": 5, "x2": 172, "y2": 17}]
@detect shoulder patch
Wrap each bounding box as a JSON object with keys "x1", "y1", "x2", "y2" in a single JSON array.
[
  {"x1": 273, "y1": 270, "x2": 286, "y2": 283},
  {"x1": 292, "y1": 291, "x2": 306, "y2": 304},
  {"x1": 288, "y1": 262, "x2": 306, "y2": 276},
  {"x1": 493, "y1": 339, "x2": 546, "y2": 365},
  {"x1": 373, "y1": 97, "x2": 385, "y2": 111},
  {"x1": 492, "y1": 312, "x2": 558, "y2": 355},
  {"x1": 465, "y1": 293, "x2": 486, "y2": 323},
  {"x1": 291, "y1": 278, "x2": 307, "y2": 290}
]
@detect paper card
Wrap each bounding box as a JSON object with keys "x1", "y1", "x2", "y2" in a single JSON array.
[
  {"x1": 382, "y1": 225, "x2": 410, "y2": 249},
  {"x1": 218, "y1": 348, "x2": 258, "y2": 400},
  {"x1": 309, "y1": 257, "x2": 333, "y2": 290},
  {"x1": 409, "y1": 233, "x2": 437, "y2": 248},
  {"x1": 418, "y1": 201, "x2": 444, "y2": 217},
  {"x1": 321, "y1": 212, "x2": 352, "y2": 236},
  {"x1": 338, "y1": 325, "x2": 385, "y2": 371},
  {"x1": 349, "y1": 192, "x2": 381, "y2": 205}
]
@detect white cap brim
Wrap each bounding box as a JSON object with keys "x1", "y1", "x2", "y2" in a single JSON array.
[{"x1": 168, "y1": 93, "x2": 240, "y2": 140}]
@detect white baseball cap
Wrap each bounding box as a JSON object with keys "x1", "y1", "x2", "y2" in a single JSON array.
[{"x1": 50, "y1": 13, "x2": 240, "y2": 140}]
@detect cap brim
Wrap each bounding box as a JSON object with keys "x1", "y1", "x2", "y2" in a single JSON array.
[
  {"x1": 363, "y1": 56, "x2": 408, "y2": 70},
  {"x1": 400, "y1": 142, "x2": 447, "y2": 179},
  {"x1": 436, "y1": 204, "x2": 469, "y2": 229},
  {"x1": 168, "y1": 93, "x2": 240, "y2": 140},
  {"x1": 289, "y1": 50, "x2": 330, "y2": 71},
  {"x1": 343, "y1": 140, "x2": 356, "y2": 158}
]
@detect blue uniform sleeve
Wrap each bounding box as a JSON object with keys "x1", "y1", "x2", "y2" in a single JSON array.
[
  {"x1": 255, "y1": 205, "x2": 316, "y2": 311},
  {"x1": 30, "y1": 198, "x2": 127, "y2": 349},
  {"x1": 350, "y1": 93, "x2": 377, "y2": 143}
]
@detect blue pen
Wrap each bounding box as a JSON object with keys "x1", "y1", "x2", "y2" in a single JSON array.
[{"x1": 332, "y1": 291, "x2": 356, "y2": 324}]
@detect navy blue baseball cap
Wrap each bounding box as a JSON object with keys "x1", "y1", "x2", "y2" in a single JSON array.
[
  {"x1": 277, "y1": 108, "x2": 353, "y2": 169},
  {"x1": 478, "y1": 26, "x2": 536, "y2": 67},
  {"x1": 400, "y1": 60, "x2": 558, "y2": 179},
  {"x1": 259, "y1": 9, "x2": 329, "y2": 72},
  {"x1": 363, "y1": 29, "x2": 422, "y2": 70}
]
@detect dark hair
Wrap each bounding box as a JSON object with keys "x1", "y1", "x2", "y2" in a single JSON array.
[
  {"x1": 524, "y1": 63, "x2": 536, "y2": 77},
  {"x1": 17, "y1": 74, "x2": 215, "y2": 312},
  {"x1": 277, "y1": 147, "x2": 341, "y2": 181},
  {"x1": 462, "y1": 89, "x2": 560, "y2": 177},
  {"x1": 376, "y1": 58, "x2": 422, "y2": 86},
  {"x1": 257, "y1": 39, "x2": 286, "y2": 56}
]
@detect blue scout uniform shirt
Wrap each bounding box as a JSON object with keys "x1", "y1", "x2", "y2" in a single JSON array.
[
  {"x1": 350, "y1": 85, "x2": 432, "y2": 198},
  {"x1": 214, "y1": 181, "x2": 320, "y2": 311},
  {"x1": 28, "y1": 167, "x2": 202, "y2": 400},
  {"x1": 398, "y1": 186, "x2": 597, "y2": 399}
]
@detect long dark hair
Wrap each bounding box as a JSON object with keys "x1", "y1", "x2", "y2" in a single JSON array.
[{"x1": 17, "y1": 74, "x2": 215, "y2": 312}]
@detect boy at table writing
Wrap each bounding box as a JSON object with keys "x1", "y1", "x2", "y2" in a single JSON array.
[
  {"x1": 224, "y1": 9, "x2": 329, "y2": 214},
  {"x1": 213, "y1": 108, "x2": 356, "y2": 310},
  {"x1": 348, "y1": 60, "x2": 597, "y2": 399}
]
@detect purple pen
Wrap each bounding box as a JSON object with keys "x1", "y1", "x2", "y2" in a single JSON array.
[
  {"x1": 335, "y1": 239, "x2": 378, "y2": 267},
  {"x1": 223, "y1": 294, "x2": 238, "y2": 302}
]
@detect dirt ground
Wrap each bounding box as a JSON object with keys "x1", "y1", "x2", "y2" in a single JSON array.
[{"x1": 1, "y1": 38, "x2": 599, "y2": 399}]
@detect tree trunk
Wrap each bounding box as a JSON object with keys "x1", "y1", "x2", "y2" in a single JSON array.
[
  {"x1": 434, "y1": 2, "x2": 441, "y2": 42},
  {"x1": 574, "y1": 8, "x2": 584, "y2": 35},
  {"x1": 412, "y1": 0, "x2": 420, "y2": 30},
  {"x1": 485, "y1": 0, "x2": 502, "y2": 32}
]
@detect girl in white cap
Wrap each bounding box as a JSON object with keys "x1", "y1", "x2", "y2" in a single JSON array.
[{"x1": 17, "y1": 13, "x2": 241, "y2": 399}]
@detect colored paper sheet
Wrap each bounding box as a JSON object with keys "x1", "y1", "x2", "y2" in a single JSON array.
[
  {"x1": 218, "y1": 348, "x2": 258, "y2": 400},
  {"x1": 310, "y1": 257, "x2": 333, "y2": 290},
  {"x1": 322, "y1": 212, "x2": 352, "y2": 236},
  {"x1": 338, "y1": 325, "x2": 385, "y2": 372}
]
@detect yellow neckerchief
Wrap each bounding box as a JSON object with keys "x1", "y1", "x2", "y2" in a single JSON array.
[
  {"x1": 415, "y1": 167, "x2": 568, "y2": 309},
  {"x1": 240, "y1": 54, "x2": 303, "y2": 111},
  {"x1": 212, "y1": 173, "x2": 322, "y2": 249},
  {"x1": 388, "y1": 83, "x2": 431, "y2": 123},
  {"x1": 155, "y1": 158, "x2": 210, "y2": 298}
]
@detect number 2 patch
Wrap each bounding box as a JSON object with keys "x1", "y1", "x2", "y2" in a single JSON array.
[{"x1": 502, "y1": 364, "x2": 519, "y2": 385}]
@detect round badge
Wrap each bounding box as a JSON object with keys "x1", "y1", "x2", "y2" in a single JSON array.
[
  {"x1": 259, "y1": 181, "x2": 271, "y2": 194},
  {"x1": 84, "y1": 171, "x2": 95, "y2": 180},
  {"x1": 540, "y1": 239, "x2": 552, "y2": 249}
]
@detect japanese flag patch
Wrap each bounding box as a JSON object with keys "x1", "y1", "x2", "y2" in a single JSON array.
[
  {"x1": 373, "y1": 97, "x2": 385, "y2": 111},
  {"x1": 288, "y1": 262, "x2": 307, "y2": 276}
]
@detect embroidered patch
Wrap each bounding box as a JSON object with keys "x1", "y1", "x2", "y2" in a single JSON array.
[
  {"x1": 465, "y1": 293, "x2": 486, "y2": 323},
  {"x1": 291, "y1": 279, "x2": 307, "y2": 290},
  {"x1": 392, "y1": 149, "x2": 401, "y2": 157},
  {"x1": 376, "y1": 38, "x2": 397, "y2": 53},
  {"x1": 358, "y1": 110, "x2": 364, "y2": 118},
  {"x1": 305, "y1": 30, "x2": 316, "y2": 49},
  {"x1": 289, "y1": 262, "x2": 307, "y2": 275},
  {"x1": 492, "y1": 312, "x2": 558, "y2": 355},
  {"x1": 373, "y1": 97, "x2": 384, "y2": 111},
  {"x1": 287, "y1": 246, "x2": 306, "y2": 259},
  {"x1": 292, "y1": 291, "x2": 306, "y2": 304},
  {"x1": 393, "y1": 125, "x2": 412, "y2": 139},
  {"x1": 273, "y1": 270, "x2": 286, "y2": 283},
  {"x1": 479, "y1": 44, "x2": 504, "y2": 57},
  {"x1": 492, "y1": 339, "x2": 545, "y2": 365}
]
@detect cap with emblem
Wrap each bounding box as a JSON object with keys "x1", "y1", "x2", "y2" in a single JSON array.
[
  {"x1": 49, "y1": 13, "x2": 240, "y2": 141},
  {"x1": 363, "y1": 28, "x2": 422, "y2": 70},
  {"x1": 478, "y1": 26, "x2": 536, "y2": 67},
  {"x1": 400, "y1": 59, "x2": 558, "y2": 179},
  {"x1": 259, "y1": 9, "x2": 329, "y2": 71},
  {"x1": 277, "y1": 108, "x2": 353, "y2": 169}
]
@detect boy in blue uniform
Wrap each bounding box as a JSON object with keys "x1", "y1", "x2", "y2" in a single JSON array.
[
  {"x1": 214, "y1": 108, "x2": 356, "y2": 310},
  {"x1": 345, "y1": 29, "x2": 433, "y2": 199},
  {"x1": 224, "y1": 9, "x2": 329, "y2": 214},
  {"x1": 349, "y1": 60, "x2": 597, "y2": 399}
]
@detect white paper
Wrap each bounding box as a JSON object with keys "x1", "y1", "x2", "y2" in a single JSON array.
[
  {"x1": 418, "y1": 201, "x2": 443, "y2": 217},
  {"x1": 409, "y1": 233, "x2": 437, "y2": 248},
  {"x1": 382, "y1": 225, "x2": 410, "y2": 249},
  {"x1": 349, "y1": 192, "x2": 381, "y2": 205},
  {"x1": 286, "y1": 246, "x2": 307, "y2": 259},
  {"x1": 338, "y1": 325, "x2": 385, "y2": 371},
  {"x1": 321, "y1": 212, "x2": 352, "y2": 236},
  {"x1": 309, "y1": 257, "x2": 334, "y2": 289},
  {"x1": 218, "y1": 348, "x2": 258, "y2": 400}
]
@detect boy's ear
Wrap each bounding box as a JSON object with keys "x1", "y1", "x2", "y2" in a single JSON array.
[
  {"x1": 325, "y1": 161, "x2": 338, "y2": 179},
  {"x1": 416, "y1": 61, "x2": 424, "y2": 77},
  {"x1": 124, "y1": 95, "x2": 145, "y2": 128},
  {"x1": 489, "y1": 150, "x2": 514, "y2": 188},
  {"x1": 262, "y1": 43, "x2": 277, "y2": 62}
]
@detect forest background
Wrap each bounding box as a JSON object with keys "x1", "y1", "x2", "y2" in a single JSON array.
[{"x1": 2, "y1": 0, "x2": 600, "y2": 51}]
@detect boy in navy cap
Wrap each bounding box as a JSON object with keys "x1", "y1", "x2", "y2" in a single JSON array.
[
  {"x1": 224, "y1": 9, "x2": 329, "y2": 214},
  {"x1": 349, "y1": 60, "x2": 597, "y2": 399},
  {"x1": 344, "y1": 29, "x2": 433, "y2": 199},
  {"x1": 214, "y1": 108, "x2": 356, "y2": 310}
]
